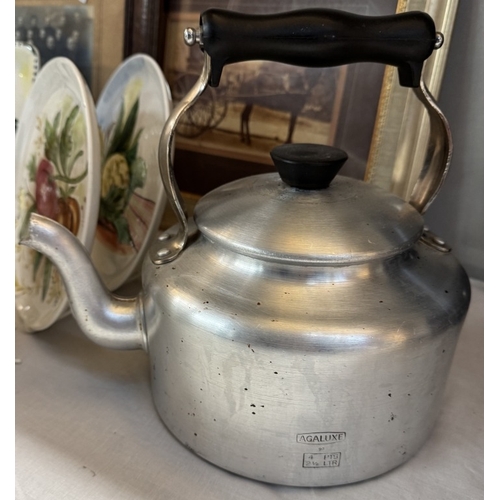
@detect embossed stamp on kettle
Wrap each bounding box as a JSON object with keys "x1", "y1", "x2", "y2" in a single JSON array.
[
  {"x1": 303, "y1": 452, "x2": 341, "y2": 468},
  {"x1": 296, "y1": 432, "x2": 346, "y2": 444}
]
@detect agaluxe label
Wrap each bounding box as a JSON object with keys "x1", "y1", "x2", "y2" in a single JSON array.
[{"x1": 296, "y1": 432, "x2": 346, "y2": 444}]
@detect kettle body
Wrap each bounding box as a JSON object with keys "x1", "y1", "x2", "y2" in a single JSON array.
[{"x1": 142, "y1": 175, "x2": 470, "y2": 487}]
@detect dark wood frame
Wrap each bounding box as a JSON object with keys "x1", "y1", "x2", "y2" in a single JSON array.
[{"x1": 124, "y1": 0, "x2": 168, "y2": 64}]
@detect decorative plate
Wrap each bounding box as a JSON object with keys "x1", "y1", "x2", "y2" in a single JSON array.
[
  {"x1": 15, "y1": 42, "x2": 40, "y2": 131},
  {"x1": 90, "y1": 54, "x2": 172, "y2": 291},
  {"x1": 15, "y1": 57, "x2": 100, "y2": 332}
]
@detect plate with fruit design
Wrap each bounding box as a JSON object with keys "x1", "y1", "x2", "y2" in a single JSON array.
[
  {"x1": 15, "y1": 57, "x2": 101, "y2": 332},
  {"x1": 90, "y1": 54, "x2": 172, "y2": 291}
]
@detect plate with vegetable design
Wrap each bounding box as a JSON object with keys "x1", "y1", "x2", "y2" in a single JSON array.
[
  {"x1": 90, "y1": 54, "x2": 172, "y2": 291},
  {"x1": 15, "y1": 41, "x2": 40, "y2": 131},
  {"x1": 15, "y1": 57, "x2": 101, "y2": 332}
]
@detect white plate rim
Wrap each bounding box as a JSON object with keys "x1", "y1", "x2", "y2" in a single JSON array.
[
  {"x1": 15, "y1": 41, "x2": 41, "y2": 127},
  {"x1": 91, "y1": 53, "x2": 172, "y2": 291},
  {"x1": 15, "y1": 56, "x2": 101, "y2": 332}
]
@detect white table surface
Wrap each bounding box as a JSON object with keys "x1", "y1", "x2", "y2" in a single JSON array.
[{"x1": 15, "y1": 279, "x2": 484, "y2": 500}]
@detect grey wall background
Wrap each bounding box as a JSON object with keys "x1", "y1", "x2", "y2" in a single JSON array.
[{"x1": 424, "y1": 0, "x2": 484, "y2": 280}]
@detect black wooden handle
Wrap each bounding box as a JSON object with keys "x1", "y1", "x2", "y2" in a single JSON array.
[{"x1": 200, "y1": 8, "x2": 438, "y2": 88}]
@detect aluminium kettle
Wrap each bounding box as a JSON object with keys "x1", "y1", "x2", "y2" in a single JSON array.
[{"x1": 18, "y1": 8, "x2": 471, "y2": 488}]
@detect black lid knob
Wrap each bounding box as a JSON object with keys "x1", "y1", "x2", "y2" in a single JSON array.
[{"x1": 270, "y1": 143, "x2": 348, "y2": 190}]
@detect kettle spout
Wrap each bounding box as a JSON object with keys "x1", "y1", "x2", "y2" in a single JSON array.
[{"x1": 18, "y1": 213, "x2": 147, "y2": 351}]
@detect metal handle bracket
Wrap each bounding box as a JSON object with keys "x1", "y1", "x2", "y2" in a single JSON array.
[
  {"x1": 409, "y1": 77, "x2": 453, "y2": 214},
  {"x1": 150, "y1": 52, "x2": 211, "y2": 265}
]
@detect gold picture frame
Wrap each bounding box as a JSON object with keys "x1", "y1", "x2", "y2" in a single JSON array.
[{"x1": 366, "y1": 0, "x2": 459, "y2": 200}]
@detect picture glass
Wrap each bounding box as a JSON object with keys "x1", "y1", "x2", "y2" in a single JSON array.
[
  {"x1": 164, "y1": 0, "x2": 398, "y2": 180},
  {"x1": 15, "y1": 5, "x2": 94, "y2": 89}
]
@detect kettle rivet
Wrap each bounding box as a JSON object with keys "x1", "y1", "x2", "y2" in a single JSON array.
[
  {"x1": 184, "y1": 27, "x2": 201, "y2": 46},
  {"x1": 434, "y1": 32, "x2": 444, "y2": 49},
  {"x1": 158, "y1": 233, "x2": 173, "y2": 242}
]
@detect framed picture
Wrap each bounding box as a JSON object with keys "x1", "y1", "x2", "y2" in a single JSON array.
[
  {"x1": 162, "y1": 0, "x2": 399, "y2": 193},
  {"x1": 158, "y1": 0, "x2": 458, "y2": 198},
  {"x1": 14, "y1": 0, "x2": 127, "y2": 98},
  {"x1": 164, "y1": 10, "x2": 349, "y2": 163}
]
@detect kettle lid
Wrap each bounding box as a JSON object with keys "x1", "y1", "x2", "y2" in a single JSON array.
[{"x1": 194, "y1": 144, "x2": 423, "y2": 265}]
